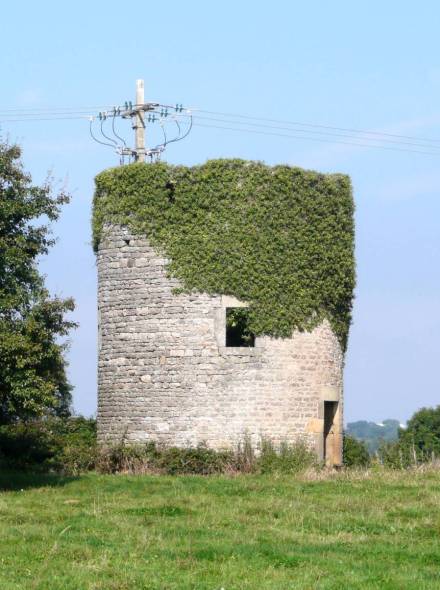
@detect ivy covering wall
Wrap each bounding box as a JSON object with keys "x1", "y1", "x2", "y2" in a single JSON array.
[{"x1": 93, "y1": 159, "x2": 355, "y2": 349}]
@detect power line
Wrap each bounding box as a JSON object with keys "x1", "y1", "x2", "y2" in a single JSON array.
[
  {"x1": 3, "y1": 111, "x2": 439, "y2": 157},
  {"x1": 194, "y1": 108, "x2": 440, "y2": 146},
  {"x1": 0, "y1": 115, "x2": 92, "y2": 122},
  {"x1": 2, "y1": 98, "x2": 440, "y2": 158},
  {"x1": 0, "y1": 105, "x2": 113, "y2": 115},
  {"x1": 0, "y1": 112, "x2": 99, "y2": 121},
  {"x1": 2, "y1": 104, "x2": 440, "y2": 147},
  {"x1": 169, "y1": 112, "x2": 440, "y2": 152},
  {"x1": 191, "y1": 121, "x2": 440, "y2": 156}
]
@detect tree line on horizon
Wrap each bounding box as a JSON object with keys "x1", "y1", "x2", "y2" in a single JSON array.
[{"x1": 346, "y1": 419, "x2": 401, "y2": 453}]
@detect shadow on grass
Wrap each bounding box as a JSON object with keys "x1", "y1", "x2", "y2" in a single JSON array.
[{"x1": 0, "y1": 470, "x2": 78, "y2": 491}]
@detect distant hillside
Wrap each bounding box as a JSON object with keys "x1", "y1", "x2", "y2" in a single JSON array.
[{"x1": 346, "y1": 419, "x2": 402, "y2": 454}]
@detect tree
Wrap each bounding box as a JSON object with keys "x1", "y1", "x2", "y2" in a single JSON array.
[
  {"x1": 343, "y1": 434, "x2": 370, "y2": 467},
  {"x1": 378, "y1": 406, "x2": 440, "y2": 468},
  {"x1": 0, "y1": 140, "x2": 76, "y2": 423},
  {"x1": 398, "y1": 406, "x2": 440, "y2": 458}
]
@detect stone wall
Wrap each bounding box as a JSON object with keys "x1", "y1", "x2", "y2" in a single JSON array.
[{"x1": 97, "y1": 225, "x2": 344, "y2": 463}]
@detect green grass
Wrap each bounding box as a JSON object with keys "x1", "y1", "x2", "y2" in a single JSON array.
[{"x1": 1, "y1": 470, "x2": 440, "y2": 589}]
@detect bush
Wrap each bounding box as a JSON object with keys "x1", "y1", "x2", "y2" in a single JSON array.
[
  {"x1": 258, "y1": 439, "x2": 317, "y2": 474},
  {"x1": 343, "y1": 434, "x2": 370, "y2": 467},
  {"x1": 97, "y1": 438, "x2": 318, "y2": 476},
  {"x1": 0, "y1": 417, "x2": 97, "y2": 474},
  {"x1": 97, "y1": 442, "x2": 234, "y2": 475},
  {"x1": 377, "y1": 441, "x2": 414, "y2": 469},
  {"x1": 157, "y1": 446, "x2": 234, "y2": 475},
  {"x1": 1, "y1": 422, "x2": 318, "y2": 477}
]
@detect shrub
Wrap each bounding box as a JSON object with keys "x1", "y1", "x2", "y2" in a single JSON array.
[
  {"x1": 377, "y1": 441, "x2": 414, "y2": 469},
  {"x1": 234, "y1": 435, "x2": 256, "y2": 473},
  {"x1": 97, "y1": 442, "x2": 234, "y2": 475},
  {"x1": 1, "y1": 422, "x2": 318, "y2": 477},
  {"x1": 0, "y1": 416, "x2": 97, "y2": 474},
  {"x1": 343, "y1": 434, "x2": 370, "y2": 468},
  {"x1": 97, "y1": 438, "x2": 317, "y2": 476},
  {"x1": 96, "y1": 441, "x2": 155, "y2": 474},
  {"x1": 157, "y1": 445, "x2": 233, "y2": 475},
  {"x1": 258, "y1": 439, "x2": 318, "y2": 474}
]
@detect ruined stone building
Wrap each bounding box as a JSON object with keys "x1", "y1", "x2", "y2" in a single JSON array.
[{"x1": 93, "y1": 160, "x2": 355, "y2": 465}]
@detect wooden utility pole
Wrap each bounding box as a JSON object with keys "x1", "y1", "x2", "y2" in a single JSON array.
[{"x1": 134, "y1": 79, "x2": 145, "y2": 162}]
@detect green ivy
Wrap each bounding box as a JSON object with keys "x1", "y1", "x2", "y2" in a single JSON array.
[{"x1": 92, "y1": 159, "x2": 355, "y2": 349}]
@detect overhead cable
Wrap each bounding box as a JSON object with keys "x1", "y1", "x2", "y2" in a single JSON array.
[
  {"x1": 194, "y1": 109, "x2": 440, "y2": 146},
  {"x1": 191, "y1": 121, "x2": 440, "y2": 156}
]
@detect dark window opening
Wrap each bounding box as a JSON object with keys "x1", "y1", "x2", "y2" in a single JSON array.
[
  {"x1": 165, "y1": 180, "x2": 176, "y2": 203},
  {"x1": 226, "y1": 308, "x2": 255, "y2": 347}
]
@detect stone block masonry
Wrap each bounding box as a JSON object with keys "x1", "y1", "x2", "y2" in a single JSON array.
[{"x1": 97, "y1": 224, "x2": 344, "y2": 464}]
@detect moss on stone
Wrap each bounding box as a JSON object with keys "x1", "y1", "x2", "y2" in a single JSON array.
[{"x1": 92, "y1": 159, "x2": 355, "y2": 349}]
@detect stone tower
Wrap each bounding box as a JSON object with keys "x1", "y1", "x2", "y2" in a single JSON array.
[{"x1": 94, "y1": 160, "x2": 354, "y2": 465}]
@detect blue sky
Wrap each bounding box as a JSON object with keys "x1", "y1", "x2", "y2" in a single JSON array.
[{"x1": 1, "y1": 1, "x2": 439, "y2": 423}]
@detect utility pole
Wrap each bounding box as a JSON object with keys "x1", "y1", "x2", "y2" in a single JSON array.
[
  {"x1": 134, "y1": 79, "x2": 145, "y2": 162},
  {"x1": 90, "y1": 80, "x2": 192, "y2": 164}
]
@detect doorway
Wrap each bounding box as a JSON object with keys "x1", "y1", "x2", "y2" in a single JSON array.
[{"x1": 323, "y1": 401, "x2": 338, "y2": 465}]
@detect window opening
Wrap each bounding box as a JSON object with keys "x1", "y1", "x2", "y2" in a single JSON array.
[
  {"x1": 226, "y1": 308, "x2": 255, "y2": 347},
  {"x1": 165, "y1": 180, "x2": 176, "y2": 203}
]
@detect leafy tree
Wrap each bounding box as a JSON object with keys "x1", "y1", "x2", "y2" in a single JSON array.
[
  {"x1": 343, "y1": 434, "x2": 370, "y2": 467},
  {"x1": 0, "y1": 140, "x2": 75, "y2": 423},
  {"x1": 378, "y1": 406, "x2": 440, "y2": 468},
  {"x1": 398, "y1": 406, "x2": 440, "y2": 458}
]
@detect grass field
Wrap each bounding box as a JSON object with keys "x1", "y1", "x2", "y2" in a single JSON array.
[{"x1": 1, "y1": 469, "x2": 440, "y2": 590}]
